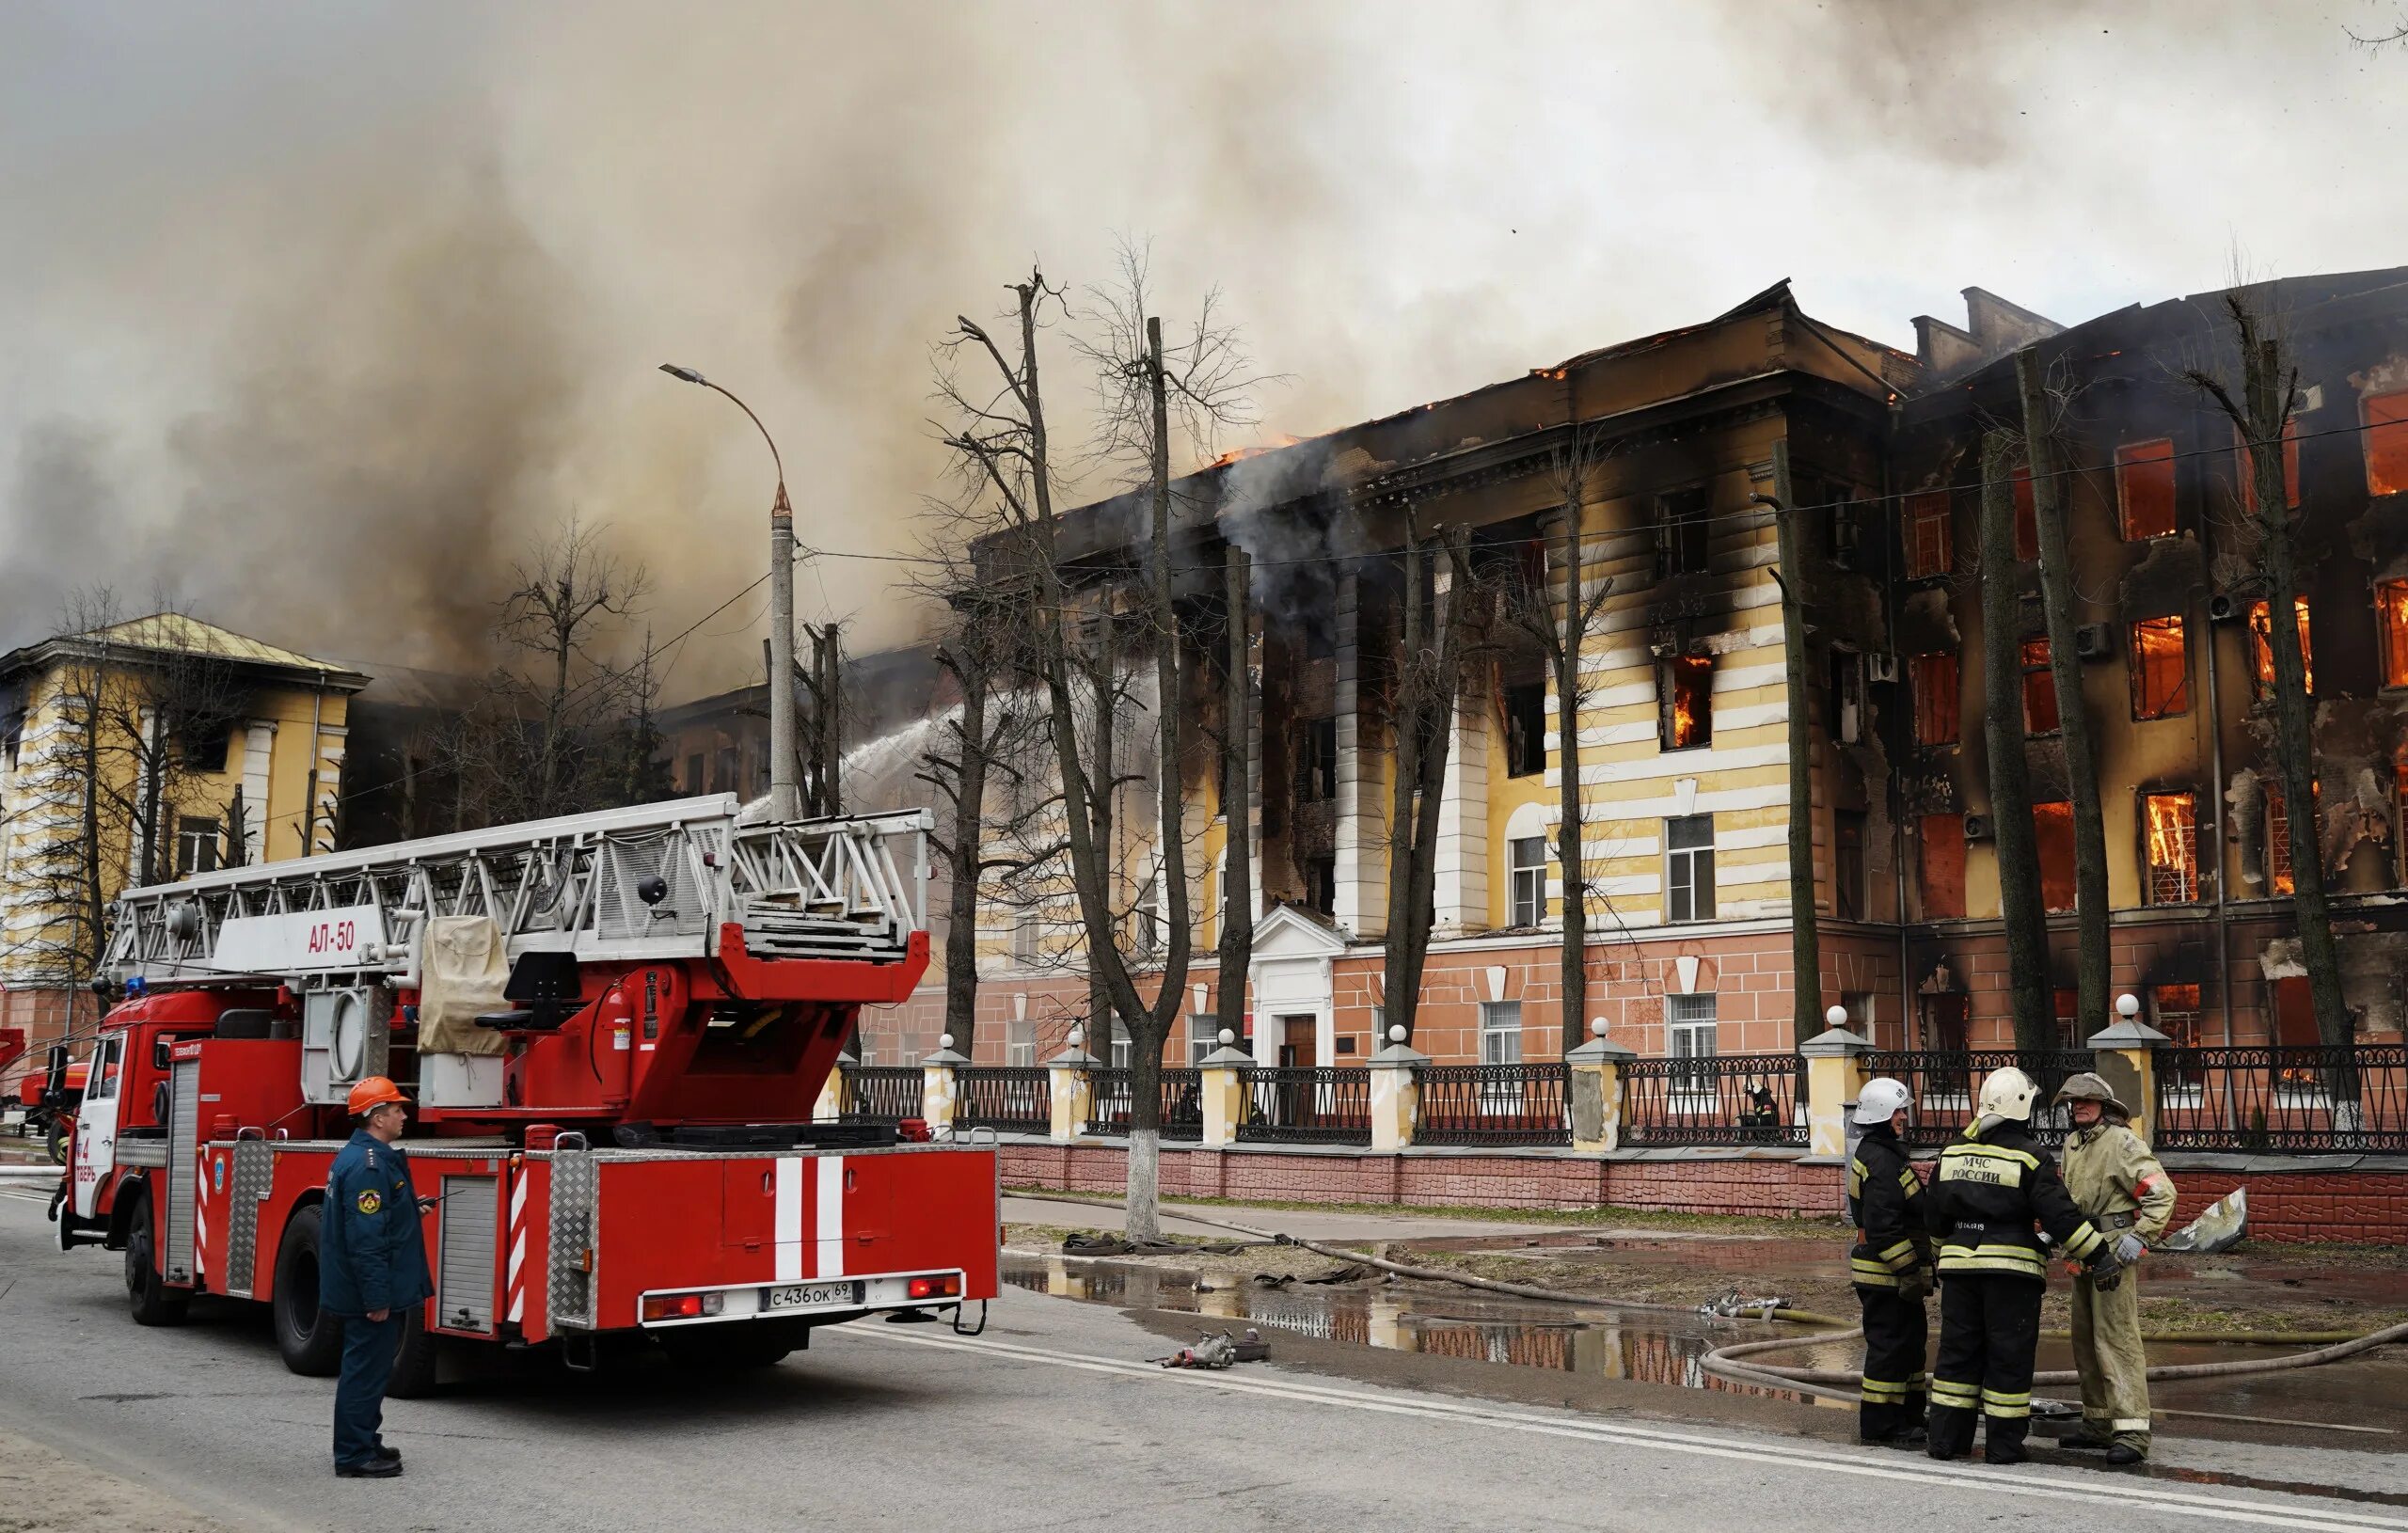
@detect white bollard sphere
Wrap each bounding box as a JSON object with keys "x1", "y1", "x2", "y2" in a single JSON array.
[
  {"x1": 1590, "y1": 1017, "x2": 1608, "y2": 1038},
  {"x1": 1066, "y1": 1023, "x2": 1084, "y2": 1049},
  {"x1": 1387, "y1": 1024, "x2": 1407, "y2": 1044},
  {"x1": 2116, "y1": 992, "x2": 2140, "y2": 1019},
  {"x1": 939, "y1": 1033, "x2": 954, "y2": 1051},
  {"x1": 1826, "y1": 1004, "x2": 1848, "y2": 1029},
  {"x1": 1218, "y1": 1028, "x2": 1235, "y2": 1046}
]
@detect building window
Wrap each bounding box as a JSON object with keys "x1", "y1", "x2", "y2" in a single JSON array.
[
  {"x1": 2378, "y1": 581, "x2": 2408, "y2": 690},
  {"x1": 2115, "y1": 438, "x2": 2178, "y2": 540},
  {"x1": 2142, "y1": 791, "x2": 2198, "y2": 905},
  {"x1": 1920, "y1": 813, "x2": 1967, "y2": 920},
  {"x1": 1188, "y1": 1015, "x2": 1218, "y2": 1067},
  {"x1": 1656, "y1": 488, "x2": 1710, "y2": 577},
  {"x1": 1304, "y1": 855, "x2": 1337, "y2": 916},
  {"x1": 1133, "y1": 878, "x2": 1162, "y2": 957},
  {"x1": 1834, "y1": 810, "x2": 1866, "y2": 922},
  {"x1": 2035, "y1": 800, "x2": 2075, "y2": 912},
  {"x1": 2053, "y1": 988, "x2": 2083, "y2": 1050},
  {"x1": 1480, "y1": 1001, "x2": 1524, "y2": 1065},
  {"x1": 1667, "y1": 993, "x2": 1717, "y2": 1094},
  {"x1": 1905, "y1": 491, "x2": 1952, "y2": 579},
  {"x1": 685, "y1": 753, "x2": 705, "y2": 794},
  {"x1": 716, "y1": 746, "x2": 738, "y2": 794},
  {"x1": 2265, "y1": 780, "x2": 2318, "y2": 897},
  {"x1": 2368, "y1": 389, "x2": 2408, "y2": 497},
  {"x1": 1012, "y1": 910, "x2": 1039, "y2": 964},
  {"x1": 2248, "y1": 597, "x2": 2315, "y2": 698},
  {"x1": 174, "y1": 815, "x2": 222, "y2": 877},
  {"x1": 1912, "y1": 652, "x2": 1959, "y2": 747},
  {"x1": 1922, "y1": 991, "x2": 1970, "y2": 1053},
  {"x1": 2021, "y1": 638, "x2": 2059, "y2": 735},
  {"x1": 1665, "y1": 814, "x2": 1715, "y2": 924},
  {"x1": 2153, "y1": 984, "x2": 2204, "y2": 1091},
  {"x1": 1297, "y1": 716, "x2": 1338, "y2": 801},
  {"x1": 2129, "y1": 615, "x2": 2189, "y2": 720},
  {"x1": 2010, "y1": 466, "x2": 2039, "y2": 561},
  {"x1": 1502, "y1": 682, "x2": 1546, "y2": 778},
  {"x1": 2234, "y1": 419, "x2": 2302, "y2": 510},
  {"x1": 1006, "y1": 1019, "x2": 1036, "y2": 1068},
  {"x1": 1509, "y1": 835, "x2": 1547, "y2": 927},
  {"x1": 1109, "y1": 1018, "x2": 1133, "y2": 1070},
  {"x1": 1658, "y1": 655, "x2": 1713, "y2": 751}
]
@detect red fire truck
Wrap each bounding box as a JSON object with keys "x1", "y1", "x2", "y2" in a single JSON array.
[{"x1": 45, "y1": 796, "x2": 996, "y2": 1391}]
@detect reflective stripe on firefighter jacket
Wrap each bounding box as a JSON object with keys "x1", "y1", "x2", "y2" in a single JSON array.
[
  {"x1": 1923, "y1": 1120, "x2": 2101, "y2": 1280},
  {"x1": 2061, "y1": 1120, "x2": 2177, "y2": 1243},
  {"x1": 1845, "y1": 1124, "x2": 1930, "y2": 1289}
]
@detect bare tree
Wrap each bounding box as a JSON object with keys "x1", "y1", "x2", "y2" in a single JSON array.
[
  {"x1": 1379, "y1": 517, "x2": 1478, "y2": 1045},
  {"x1": 2016, "y1": 349, "x2": 2110, "y2": 1042},
  {"x1": 2183, "y1": 294, "x2": 2349, "y2": 1049},
  {"x1": 1979, "y1": 434, "x2": 2058, "y2": 1056},
  {"x1": 1506, "y1": 427, "x2": 1615, "y2": 1052},
  {"x1": 1750, "y1": 442, "x2": 1824, "y2": 1046},
  {"x1": 1213, "y1": 546, "x2": 1254, "y2": 1052}
]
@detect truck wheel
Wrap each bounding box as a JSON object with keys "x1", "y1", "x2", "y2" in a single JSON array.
[
  {"x1": 387, "y1": 1304, "x2": 442, "y2": 1399},
  {"x1": 45, "y1": 1117, "x2": 68, "y2": 1165},
  {"x1": 272, "y1": 1204, "x2": 342, "y2": 1377},
  {"x1": 125, "y1": 1191, "x2": 190, "y2": 1327}
]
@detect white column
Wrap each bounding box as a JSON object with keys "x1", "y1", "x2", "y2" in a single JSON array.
[
  {"x1": 241, "y1": 721, "x2": 276, "y2": 863},
  {"x1": 1434, "y1": 678, "x2": 1488, "y2": 934},
  {"x1": 1333, "y1": 571, "x2": 1385, "y2": 938}
]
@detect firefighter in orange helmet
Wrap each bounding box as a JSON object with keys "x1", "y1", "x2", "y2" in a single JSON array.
[{"x1": 321, "y1": 1077, "x2": 435, "y2": 1478}]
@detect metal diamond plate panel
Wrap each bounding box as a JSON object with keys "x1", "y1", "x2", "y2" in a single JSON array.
[
  {"x1": 547, "y1": 1150, "x2": 597, "y2": 1329},
  {"x1": 223, "y1": 1139, "x2": 275, "y2": 1296}
]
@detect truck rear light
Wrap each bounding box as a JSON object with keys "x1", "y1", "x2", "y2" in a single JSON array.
[
  {"x1": 906, "y1": 1273, "x2": 961, "y2": 1300},
  {"x1": 898, "y1": 1117, "x2": 933, "y2": 1143},
  {"x1": 642, "y1": 1290, "x2": 724, "y2": 1322}
]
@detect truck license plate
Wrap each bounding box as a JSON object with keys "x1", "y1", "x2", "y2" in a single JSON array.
[{"x1": 763, "y1": 1280, "x2": 854, "y2": 1310}]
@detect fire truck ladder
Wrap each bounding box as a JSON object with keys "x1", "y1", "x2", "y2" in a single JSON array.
[{"x1": 103, "y1": 796, "x2": 931, "y2": 988}]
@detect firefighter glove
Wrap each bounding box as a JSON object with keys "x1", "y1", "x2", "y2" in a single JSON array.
[
  {"x1": 2114, "y1": 1232, "x2": 2147, "y2": 1265},
  {"x1": 2088, "y1": 1246, "x2": 2126, "y2": 1291},
  {"x1": 1896, "y1": 1264, "x2": 1932, "y2": 1302}
]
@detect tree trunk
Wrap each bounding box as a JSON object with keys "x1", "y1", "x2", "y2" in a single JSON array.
[
  {"x1": 1552, "y1": 507, "x2": 1589, "y2": 1053},
  {"x1": 1381, "y1": 525, "x2": 1469, "y2": 1046},
  {"x1": 1216, "y1": 547, "x2": 1255, "y2": 1053},
  {"x1": 1085, "y1": 606, "x2": 1116, "y2": 1063},
  {"x1": 1771, "y1": 440, "x2": 1821, "y2": 1045},
  {"x1": 942, "y1": 672, "x2": 989, "y2": 1057},
  {"x1": 1980, "y1": 432, "x2": 2056, "y2": 1056},
  {"x1": 2016, "y1": 349, "x2": 2109, "y2": 1045}
]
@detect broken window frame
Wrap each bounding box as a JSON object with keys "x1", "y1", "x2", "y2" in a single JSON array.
[
  {"x1": 1910, "y1": 652, "x2": 1959, "y2": 747},
  {"x1": 2367, "y1": 389, "x2": 2408, "y2": 498},
  {"x1": 1904, "y1": 491, "x2": 1953, "y2": 579},
  {"x1": 1920, "y1": 990, "x2": 1971, "y2": 1054},
  {"x1": 2034, "y1": 799, "x2": 2076, "y2": 912},
  {"x1": 2020, "y1": 637, "x2": 2060, "y2": 735},
  {"x1": 174, "y1": 814, "x2": 222, "y2": 878},
  {"x1": 2128, "y1": 614, "x2": 2190, "y2": 721},
  {"x1": 2247, "y1": 597, "x2": 2316, "y2": 699},
  {"x1": 2140, "y1": 790, "x2": 2199, "y2": 906},
  {"x1": 2114, "y1": 437, "x2": 2178, "y2": 541},
  {"x1": 2151, "y1": 985, "x2": 2205, "y2": 1091},
  {"x1": 1303, "y1": 855, "x2": 1337, "y2": 917},
  {"x1": 2053, "y1": 988, "x2": 2083, "y2": 1050},
  {"x1": 2377, "y1": 579, "x2": 2408, "y2": 691},
  {"x1": 1834, "y1": 809, "x2": 1866, "y2": 922},
  {"x1": 2232, "y1": 418, "x2": 2302, "y2": 511},
  {"x1": 1664, "y1": 814, "x2": 1716, "y2": 925},
  {"x1": 1296, "y1": 715, "x2": 1339, "y2": 802},
  {"x1": 1658, "y1": 653, "x2": 1714, "y2": 752},
  {"x1": 1919, "y1": 813, "x2": 1968, "y2": 921},
  {"x1": 1508, "y1": 834, "x2": 1548, "y2": 927},
  {"x1": 1655, "y1": 487, "x2": 1712, "y2": 578},
  {"x1": 1500, "y1": 682, "x2": 1547, "y2": 778}
]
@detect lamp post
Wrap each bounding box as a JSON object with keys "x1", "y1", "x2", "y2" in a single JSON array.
[{"x1": 659, "y1": 364, "x2": 800, "y2": 820}]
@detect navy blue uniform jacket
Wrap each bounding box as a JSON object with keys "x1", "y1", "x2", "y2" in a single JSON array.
[{"x1": 319, "y1": 1130, "x2": 435, "y2": 1317}]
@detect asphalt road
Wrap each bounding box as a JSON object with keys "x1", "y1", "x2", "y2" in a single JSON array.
[{"x1": 2, "y1": 1196, "x2": 2400, "y2": 1533}]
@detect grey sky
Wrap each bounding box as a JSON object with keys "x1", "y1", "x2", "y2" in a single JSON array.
[{"x1": 2, "y1": 1, "x2": 2399, "y2": 691}]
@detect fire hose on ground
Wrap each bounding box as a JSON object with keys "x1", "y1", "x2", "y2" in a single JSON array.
[{"x1": 1011, "y1": 1193, "x2": 2408, "y2": 1401}]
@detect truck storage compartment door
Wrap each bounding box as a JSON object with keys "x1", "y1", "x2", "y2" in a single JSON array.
[
  {"x1": 163, "y1": 1058, "x2": 199, "y2": 1285},
  {"x1": 436, "y1": 1174, "x2": 499, "y2": 1333}
]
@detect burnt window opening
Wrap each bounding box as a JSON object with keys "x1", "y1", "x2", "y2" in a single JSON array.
[
  {"x1": 2153, "y1": 985, "x2": 2205, "y2": 1085},
  {"x1": 1502, "y1": 681, "x2": 1547, "y2": 778},
  {"x1": 1911, "y1": 652, "x2": 1959, "y2": 747},
  {"x1": 1295, "y1": 716, "x2": 1338, "y2": 802},
  {"x1": 1830, "y1": 650, "x2": 1866, "y2": 745},
  {"x1": 2142, "y1": 791, "x2": 2199, "y2": 905},
  {"x1": 2053, "y1": 988, "x2": 2083, "y2": 1050},
  {"x1": 2130, "y1": 615, "x2": 2190, "y2": 720},
  {"x1": 3, "y1": 707, "x2": 24, "y2": 771},
  {"x1": 1905, "y1": 491, "x2": 1953, "y2": 579},
  {"x1": 2020, "y1": 638, "x2": 2059, "y2": 735},
  {"x1": 1920, "y1": 813, "x2": 1967, "y2": 920},
  {"x1": 2115, "y1": 438, "x2": 2178, "y2": 540},
  {"x1": 1830, "y1": 493, "x2": 1866, "y2": 569},
  {"x1": 2377, "y1": 579, "x2": 2408, "y2": 690},
  {"x1": 2368, "y1": 389, "x2": 2408, "y2": 497},
  {"x1": 1921, "y1": 990, "x2": 1970, "y2": 1053},
  {"x1": 2010, "y1": 466, "x2": 2039, "y2": 561},
  {"x1": 2035, "y1": 799, "x2": 2075, "y2": 912},
  {"x1": 2248, "y1": 597, "x2": 2315, "y2": 698},
  {"x1": 1656, "y1": 488, "x2": 1711, "y2": 578},
  {"x1": 1303, "y1": 855, "x2": 1337, "y2": 917},
  {"x1": 2265, "y1": 778, "x2": 2320, "y2": 897},
  {"x1": 2232, "y1": 419, "x2": 2302, "y2": 511},
  {"x1": 1509, "y1": 835, "x2": 1547, "y2": 927},
  {"x1": 685, "y1": 752, "x2": 705, "y2": 795},
  {"x1": 1834, "y1": 810, "x2": 1866, "y2": 922},
  {"x1": 1665, "y1": 814, "x2": 1715, "y2": 924},
  {"x1": 1658, "y1": 654, "x2": 1713, "y2": 751}
]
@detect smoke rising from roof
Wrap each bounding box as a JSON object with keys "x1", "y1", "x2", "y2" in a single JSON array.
[{"x1": 2, "y1": 3, "x2": 2400, "y2": 694}]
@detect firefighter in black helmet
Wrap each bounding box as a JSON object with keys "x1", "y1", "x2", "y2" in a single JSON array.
[
  {"x1": 1846, "y1": 1076, "x2": 1931, "y2": 1447},
  {"x1": 1922, "y1": 1066, "x2": 2125, "y2": 1464}
]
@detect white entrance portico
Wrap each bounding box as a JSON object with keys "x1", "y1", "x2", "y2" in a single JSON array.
[{"x1": 1246, "y1": 905, "x2": 1348, "y2": 1068}]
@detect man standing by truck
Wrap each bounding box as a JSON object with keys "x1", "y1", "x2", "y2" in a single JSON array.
[
  {"x1": 321, "y1": 1077, "x2": 435, "y2": 1479},
  {"x1": 2053, "y1": 1072, "x2": 2177, "y2": 1464}
]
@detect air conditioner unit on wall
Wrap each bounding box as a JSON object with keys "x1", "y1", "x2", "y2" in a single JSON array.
[
  {"x1": 1865, "y1": 653, "x2": 1900, "y2": 685},
  {"x1": 2208, "y1": 593, "x2": 2242, "y2": 623},
  {"x1": 2074, "y1": 624, "x2": 2114, "y2": 660},
  {"x1": 1963, "y1": 814, "x2": 1995, "y2": 841}
]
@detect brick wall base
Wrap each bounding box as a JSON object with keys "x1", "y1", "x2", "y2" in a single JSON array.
[{"x1": 1000, "y1": 1142, "x2": 2408, "y2": 1244}]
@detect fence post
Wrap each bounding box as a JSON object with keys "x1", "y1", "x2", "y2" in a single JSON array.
[
  {"x1": 1370, "y1": 1027, "x2": 1428, "y2": 1153},
  {"x1": 1800, "y1": 1024, "x2": 1872, "y2": 1159},
  {"x1": 817, "y1": 1049, "x2": 856, "y2": 1124},
  {"x1": 2089, "y1": 994, "x2": 2169, "y2": 1146},
  {"x1": 1566, "y1": 1020, "x2": 1635, "y2": 1153},
  {"x1": 1047, "y1": 1026, "x2": 1100, "y2": 1145},
  {"x1": 1199, "y1": 1030, "x2": 1252, "y2": 1148},
  {"x1": 922, "y1": 1034, "x2": 967, "y2": 1139}
]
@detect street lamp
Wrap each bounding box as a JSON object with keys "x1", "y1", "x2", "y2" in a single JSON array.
[{"x1": 658, "y1": 363, "x2": 800, "y2": 821}]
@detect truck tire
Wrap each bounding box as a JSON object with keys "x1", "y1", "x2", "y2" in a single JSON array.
[
  {"x1": 45, "y1": 1116, "x2": 68, "y2": 1165},
  {"x1": 272, "y1": 1204, "x2": 342, "y2": 1377},
  {"x1": 124, "y1": 1189, "x2": 190, "y2": 1327},
  {"x1": 387, "y1": 1304, "x2": 442, "y2": 1399}
]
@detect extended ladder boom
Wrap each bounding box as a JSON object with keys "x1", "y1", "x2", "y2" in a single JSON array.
[{"x1": 103, "y1": 796, "x2": 931, "y2": 988}]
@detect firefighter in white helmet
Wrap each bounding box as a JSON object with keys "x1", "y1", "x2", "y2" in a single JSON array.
[
  {"x1": 2053, "y1": 1072, "x2": 2177, "y2": 1463},
  {"x1": 1921, "y1": 1066, "x2": 2125, "y2": 1463},
  {"x1": 1846, "y1": 1076, "x2": 1931, "y2": 1447}
]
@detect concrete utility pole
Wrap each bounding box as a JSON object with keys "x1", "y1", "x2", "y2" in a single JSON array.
[
  {"x1": 660, "y1": 364, "x2": 800, "y2": 821},
  {"x1": 1752, "y1": 440, "x2": 1821, "y2": 1046}
]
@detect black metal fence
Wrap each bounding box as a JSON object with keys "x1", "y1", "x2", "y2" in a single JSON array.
[
  {"x1": 956, "y1": 1066, "x2": 1051, "y2": 1132},
  {"x1": 2154, "y1": 1044, "x2": 2408, "y2": 1153},
  {"x1": 1239, "y1": 1067, "x2": 1372, "y2": 1146},
  {"x1": 845, "y1": 1064, "x2": 923, "y2": 1122},
  {"x1": 1860, "y1": 1049, "x2": 2090, "y2": 1146},
  {"x1": 1622, "y1": 1052, "x2": 1805, "y2": 1147},
  {"x1": 1084, "y1": 1067, "x2": 1205, "y2": 1141},
  {"x1": 1417, "y1": 1063, "x2": 1572, "y2": 1146}
]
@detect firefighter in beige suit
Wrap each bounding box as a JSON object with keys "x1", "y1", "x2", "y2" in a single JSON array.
[{"x1": 2054, "y1": 1073, "x2": 2178, "y2": 1463}]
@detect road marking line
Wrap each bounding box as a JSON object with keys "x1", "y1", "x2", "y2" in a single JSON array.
[{"x1": 843, "y1": 1328, "x2": 2400, "y2": 1533}]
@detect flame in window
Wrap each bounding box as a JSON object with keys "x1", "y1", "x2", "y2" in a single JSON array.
[
  {"x1": 1665, "y1": 655, "x2": 1713, "y2": 750},
  {"x1": 2379, "y1": 580, "x2": 2408, "y2": 689},
  {"x1": 2143, "y1": 792, "x2": 2196, "y2": 904},
  {"x1": 2248, "y1": 597, "x2": 2314, "y2": 696}
]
